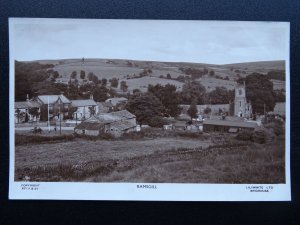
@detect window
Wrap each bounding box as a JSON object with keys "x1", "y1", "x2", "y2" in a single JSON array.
[
  {"x1": 240, "y1": 101, "x2": 241, "y2": 107},
  {"x1": 239, "y1": 89, "x2": 242, "y2": 95}
]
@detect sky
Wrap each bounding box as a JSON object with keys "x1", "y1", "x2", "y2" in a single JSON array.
[{"x1": 10, "y1": 19, "x2": 289, "y2": 64}]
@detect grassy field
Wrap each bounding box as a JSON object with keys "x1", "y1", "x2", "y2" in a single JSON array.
[
  {"x1": 15, "y1": 131, "x2": 285, "y2": 184},
  {"x1": 35, "y1": 58, "x2": 285, "y2": 92}
]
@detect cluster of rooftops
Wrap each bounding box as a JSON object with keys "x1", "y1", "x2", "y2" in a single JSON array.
[{"x1": 15, "y1": 94, "x2": 128, "y2": 109}]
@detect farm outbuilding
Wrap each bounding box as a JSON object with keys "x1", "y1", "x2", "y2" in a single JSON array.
[
  {"x1": 74, "y1": 110, "x2": 137, "y2": 137},
  {"x1": 203, "y1": 119, "x2": 258, "y2": 133},
  {"x1": 74, "y1": 121, "x2": 104, "y2": 136}
]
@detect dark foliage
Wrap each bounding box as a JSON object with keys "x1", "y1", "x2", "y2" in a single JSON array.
[
  {"x1": 148, "y1": 84, "x2": 181, "y2": 117},
  {"x1": 237, "y1": 73, "x2": 276, "y2": 114},
  {"x1": 126, "y1": 92, "x2": 165, "y2": 125}
]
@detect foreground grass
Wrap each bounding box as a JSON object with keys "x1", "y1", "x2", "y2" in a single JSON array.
[{"x1": 15, "y1": 134, "x2": 285, "y2": 183}]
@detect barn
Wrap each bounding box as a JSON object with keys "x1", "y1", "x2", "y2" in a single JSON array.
[
  {"x1": 74, "y1": 121, "x2": 104, "y2": 136},
  {"x1": 74, "y1": 110, "x2": 137, "y2": 137},
  {"x1": 203, "y1": 119, "x2": 258, "y2": 133}
]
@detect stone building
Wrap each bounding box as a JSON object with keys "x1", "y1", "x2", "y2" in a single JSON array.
[{"x1": 234, "y1": 82, "x2": 252, "y2": 118}]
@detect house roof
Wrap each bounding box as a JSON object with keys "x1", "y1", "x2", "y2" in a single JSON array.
[
  {"x1": 110, "y1": 120, "x2": 136, "y2": 131},
  {"x1": 97, "y1": 101, "x2": 113, "y2": 108},
  {"x1": 203, "y1": 119, "x2": 258, "y2": 128},
  {"x1": 71, "y1": 99, "x2": 97, "y2": 107},
  {"x1": 105, "y1": 97, "x2": 128, "y2": 106},
  {"x1": 75, "y1": 121, "x2": 104, "y2": 130},
  {"x1": 38, "y1": 95, "x2": 71, "y2": 104},
  {"x1": 85, "y1": 110, "x2": 136, "y2": 124},
  {"x1": 109, "y1": 110, "x2": 135, "y2": 119},
  {"x1": 15, "y1": 101, "x2": 40, "y2": 109}
]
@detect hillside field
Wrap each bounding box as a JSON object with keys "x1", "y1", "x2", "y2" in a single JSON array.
[{"x1": 23, "y1": 58, "x2": 286, "y2": 92}]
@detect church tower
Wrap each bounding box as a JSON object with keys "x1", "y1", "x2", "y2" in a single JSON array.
[{"x1": 234, "y1": 82, "x2": 252, "y2": 117}]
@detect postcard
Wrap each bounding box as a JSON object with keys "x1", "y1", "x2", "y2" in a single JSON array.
[{"x1": 9, "y1": 18, "x2": 290, "y2": 201}]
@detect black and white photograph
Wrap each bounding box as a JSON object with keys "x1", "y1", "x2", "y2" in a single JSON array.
[{"x1": 9, "y1": 18, "x2": 290, "y2": 200}]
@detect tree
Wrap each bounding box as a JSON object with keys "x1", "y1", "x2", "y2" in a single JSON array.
[
  {"x1": 53, "y1": 71, "x2": 59, "y2": 79},
  {"x1": 126, "y1": 92, "x2": 165, "y2": 125},
  {"x1": 87, "y1": 72, "x2": 99, "y2": 84},
  {"x1": 166, "y1": 73, "x2": 171, "y2": 79},
  {"x1": 67, "y1": 106, "x2": 78, "y2": 120},
  {"x1": 148, "y1": 116, "x2": 166, "y2": 128},
  {"x1": 88, "y1": 106, "x2": 96, "y2": 116},
  {"x1": 67, "y1": 82, "x2": 80, "y2": 100},
  {"x1": 80, "y1": 70, "x2": 86, "y2": 79},
  {"x1": 71, "y1": 71, "x2": 77, "y2": 79},
  {"x1": 88, "y1": 72, "x2": 94, "y2": 81},
  {"x1": 208, "y1": 87, "x2": 234, "y2": 104},
  {"x1": 187, "y1": 102, "x2": 198, "y2": 119},
  {"x1": 28, "y1": 107, "x2": 40, "y2": 121},
  {"x1": 238, "y1": 73, "x2": 276, "y2": 114},
  {"x1": 15, "y1": 109, "x2": 21, "y2": 123},
  {"x1": 93, "y1": 85, "x2": 109, "y2": 102},
  {"x1": 209, "y1": 70, "x2": 215, "y2": 76},
  {"x1": 148, "y1": 84, "x2": 181, "y2": 117},
  {"x1": 180, "y1": 80, "x2": 206, "y2": 104},
  {"x1": 120, "y1": 81, "x2": 128, "y2": 92},
  {"x1": 24, "y1": 112, "x2": 29, "y2": 123},
  {"x1": 110, "y1": 77, "x2": 119, "y2": 88},
  {"x1": 101, "y1": 78, "x2": 107, "y2": 86},
  {"x1": 204, "y1": 107, "x2": 211, "y2": 114},
  {"x1": 133, "y1": 88, "x2": 141, "y2": 95}
]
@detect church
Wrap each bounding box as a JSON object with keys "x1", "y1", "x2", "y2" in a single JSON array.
[{"x1": 234, "y1": 82, "x2": 252, "y2": 118}]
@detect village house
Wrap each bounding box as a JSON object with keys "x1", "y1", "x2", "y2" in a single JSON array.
[
  {"x1": 71, "y1": 98, "x2": 98, "y2": 120},
  {"x1": 34, "y1": 94, "x2": 72, "y2": 120},
  {"x1": 74, "y1": 110, "x2": 137, "y2": 137},
  {"x1": 15, "y1": 97, "x2": 41, "y2": 123}
]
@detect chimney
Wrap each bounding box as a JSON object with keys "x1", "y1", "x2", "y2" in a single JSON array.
[
  {"x1": 90, "y1": 93, "x2": 93, "y2": 100},
  {"x1": 26, "y1": 94, "x2": 29, "y2": 102}
]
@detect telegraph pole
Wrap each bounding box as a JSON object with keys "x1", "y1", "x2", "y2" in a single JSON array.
[
  {"x1": 47, "y1": 96, "x2": 50, "y2": 132},
  {"x1": 59, "y1": 103, "x2": 62, "y2": 135}
]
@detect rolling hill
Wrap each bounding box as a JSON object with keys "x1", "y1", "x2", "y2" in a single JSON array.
[{"x1": 18, "y1": 58, "x2": 286, "y2": 93}]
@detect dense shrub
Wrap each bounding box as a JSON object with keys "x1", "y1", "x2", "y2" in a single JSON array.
[
  {"x1": 252, "y1": 130, "x2": 267, "y2": 144},
  {"x1": 148, "y1": 116, "x2": 166, "y2": 128},
  {"x1": 236, "y1": 130, "x2": 252, "y2": 141},
  {"x1": 273, "y1": 121, "x2": 285, "y2": 136}
]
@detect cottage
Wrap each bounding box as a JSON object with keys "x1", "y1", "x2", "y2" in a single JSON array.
[
  {"x1": 71, "y1": 99, "x2": 98, "y2": 120},
  {"x1": 35, "y1": 94, "x2": 71, "y2": 120},
  {"x1": 203, "y1": 119, "x2": 258, "y2": 133},
  {"x1": 15, "y1": 100, "x2": 41, "y2": 123}
]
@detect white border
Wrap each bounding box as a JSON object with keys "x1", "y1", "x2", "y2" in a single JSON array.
[{"x1": 9, "y1": 18, "x2": 291, "y2": 201}]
